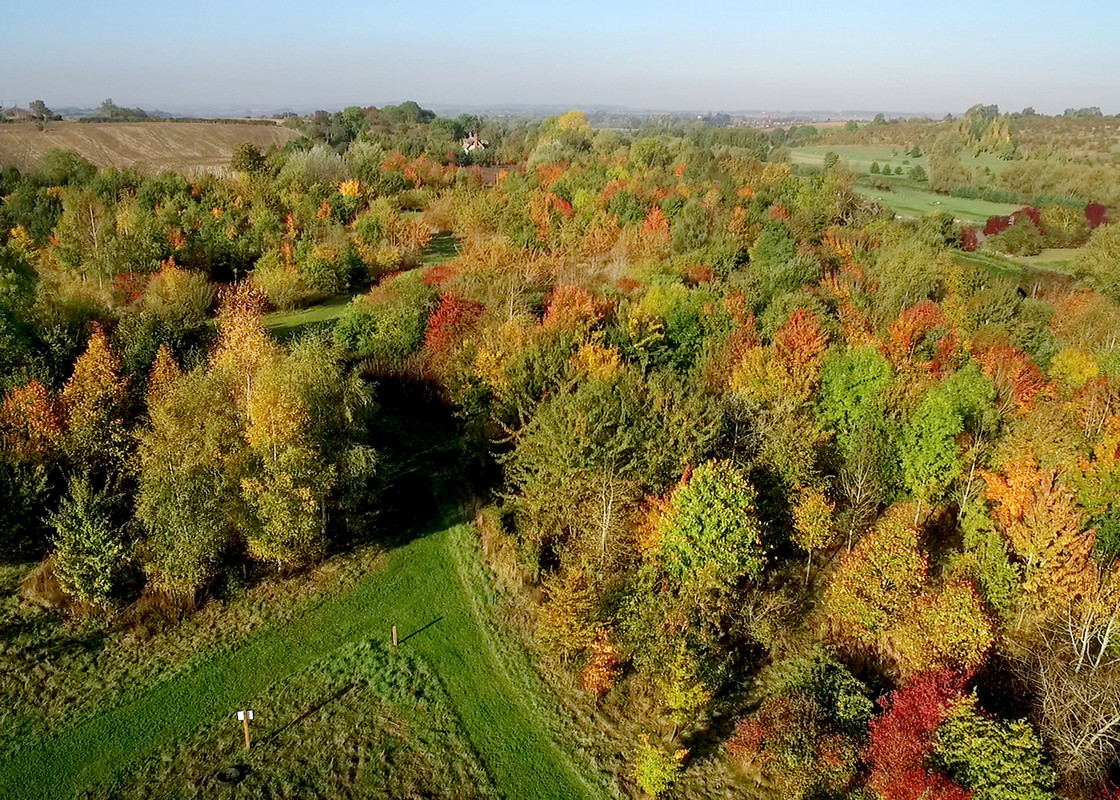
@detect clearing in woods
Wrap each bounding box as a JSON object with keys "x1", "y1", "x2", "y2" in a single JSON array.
[
  {"x1": 0, "y1": 523, "x2": 606, "y2": 800},
  {"x1": 264, "y1": 232, "x2": 461, "y2": 340},
  {"x1": 789, "y1": 144, "x2": 1022, "y2": 223},
  {"x1": 0, "y1": 121, "x2": 299, "y2": 174}
]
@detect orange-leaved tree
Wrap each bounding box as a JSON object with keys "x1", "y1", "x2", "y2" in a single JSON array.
[{"x1": 982, "y1": 456, "x2": 1096, "y2": 620}]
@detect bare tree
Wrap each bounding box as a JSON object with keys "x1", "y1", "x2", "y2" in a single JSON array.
[{"x1": 1009, "y1": 588, "x2": 1120, "y2": 788}]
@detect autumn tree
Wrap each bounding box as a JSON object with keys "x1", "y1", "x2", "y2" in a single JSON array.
[
  {"x1": 865, "y1": 670, "x2": 970, "y2": 800},
  {"x1": 823, "y1": 504, "x2": 927, "y2": 653},
  {"x1": 60, "y1": 324, "x2": 128, "y2": 474},
  {"x1": 982, "y1": 457, "x2": 1096, "y2": 618},
  {"x1": 136, "y1": 369, "x2": 245, "y2": 595}
]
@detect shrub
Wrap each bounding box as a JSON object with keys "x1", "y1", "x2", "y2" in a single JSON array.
[
  {"x1": 934, "y1": 696, "x2": 1056, "y2": 800},
  {"x1": 634, "y1": 737, "x2": 685, "y2": 798}
]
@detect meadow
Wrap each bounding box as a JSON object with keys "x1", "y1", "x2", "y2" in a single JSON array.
[
  {"x1": 0, "y1": 523, "x2": 607, "y2": 799},
  {"x1": 789, "y1": 144, "x2": 1022, "y2": 223}
]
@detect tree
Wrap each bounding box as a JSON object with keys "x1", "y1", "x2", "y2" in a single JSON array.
[
  {"x1": 823, "y1": 504, "x2": 928, "y2": 651},
  {"x1": 50, "y1": 477, "x2": 125, "y2": 605},
  {"x1": 982, "y1": 457, "x2": 1096, "y2": 617},
  {"x1": 655, "y1": 460, "x2": 768, "y2": 589},
  {"x1": 28, "y1": 100, "x2": 52, "y2": 121},
  {"x1": 934, "y1": 695, "x2": 1056, "y2": 800},
  {"x1": 137, "y1": 369, "x2": 244, "y2": 595},
  {"x1": 230, "y1": 142, "x2": 266, "y2": 175},
  {"x1": 900, "y1": 389, "x2": 964, "y2": 507},
  {"x1": 870, "y1": 161, "x2": 881, "y2": 174},
  {"x1": 865, "y1": 671, "x2": 971, "y2": 800},
  {"x1": 52, "y1": 188, "x2": 115, "y2": 286},
  {"x1": 1075, "y1": 223, "x2": 1120, "y2": 303},
  {"x1": 60, "y1": 324, "x2": 128, "y2": 472}
]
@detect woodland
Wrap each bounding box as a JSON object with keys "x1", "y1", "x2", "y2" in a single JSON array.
[{"x1": 1, "y1": 102, "x2": 1120, "y2": 799}]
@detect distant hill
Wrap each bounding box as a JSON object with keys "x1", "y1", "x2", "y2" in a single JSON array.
[{"x1": 0, "y1": 121, "x2": 300, "y2": 174}]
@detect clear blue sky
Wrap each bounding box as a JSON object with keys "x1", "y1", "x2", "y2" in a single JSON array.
[{"x1": 4, "y1": 0, "x2": 1117, "y2": 114}]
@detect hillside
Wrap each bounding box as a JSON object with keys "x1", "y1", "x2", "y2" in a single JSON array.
[{"x1": 0, "y1": 121, "x2": 299, "y2": 173}]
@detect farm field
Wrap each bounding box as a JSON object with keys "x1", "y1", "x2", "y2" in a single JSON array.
[
  {"x1": 0, "y1": 523, "x2": 606, "y2": 800},
  {"x1": 0, "y1": 121, "x2": 299, "y2": 174}
]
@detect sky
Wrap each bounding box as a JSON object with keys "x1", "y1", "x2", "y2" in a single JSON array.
[{"x1": 3, "y1": 0, "x2": 1118, "y2": 115}]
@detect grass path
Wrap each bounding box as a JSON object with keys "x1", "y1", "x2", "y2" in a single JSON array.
[{"x1": 0, "y1": 524, "x2": 605, "y2": 800}]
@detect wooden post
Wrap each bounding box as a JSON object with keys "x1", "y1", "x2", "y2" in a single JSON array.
[
  {"x1": 237, "y1": 710, "x2": 254, "y2": 750},
  {"x1": 391, "y1": 625, "x2": 398, "y2": 648}
]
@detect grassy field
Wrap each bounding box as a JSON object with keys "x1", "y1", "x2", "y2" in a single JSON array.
[
  {"x1": 0, "y1": 523, "x2": 606, "y2": 800},
  {"x1": 790, "y1": 145, "x2": 1021, "y2": 223},
  {"x1": 789, "y1": 144, "x2": 927, "y2": 174},
  {"x1": 856, "y1": 176, "x2": 1020, "y2": 224},
  {"x1": 0, "y1": 121, "x2": 298, "y2": 174},
  {"x1": 264, "y1": 293, "x2": 359, "y2": 341},
  {"x1": 1016, "y1": 247, "x2": 1079, "y2": 274}
]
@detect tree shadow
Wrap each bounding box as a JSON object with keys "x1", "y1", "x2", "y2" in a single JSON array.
[
  {"x1": 262, "y1": 681, "x2": 358, "y2": 746},
  {"x1": 397, "y1": 616, "x2": 444, "y2": 645}
]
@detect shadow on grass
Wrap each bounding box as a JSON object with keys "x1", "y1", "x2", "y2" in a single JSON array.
[
  {"x1": 398, "y1": 616, "x2": 444, "y2": 645},
  {"x1": 263, "y1": 682, "x2": 358, "y2": 746}
]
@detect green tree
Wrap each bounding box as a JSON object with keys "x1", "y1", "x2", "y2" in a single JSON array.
[
  {"x1": 900, "y1": 388, "x2": 963, "y2": 505},
  {"x1": 1074, "y1": 222, "x2": 1120, "y2": 303},
  {"x1": 51, "y1": 477, "x2": 125, "y2": 605},
  {"x1": 230, "y1": 142, "x2": 267, "y2": 175},
  {"x1": 934, "y1": 696, "x2": 1055, "y2": 800},
  {"x1": 869, "y1": 161, "x2": 881, "y2": 174},
  {"x1": 28, "y1": 100, "x2": 51, "y2": 120},
  {"x1": 656, "y1": 460, "x2": 767, "y2": 588},
  {"x1": 137, "y1": 370, "x2": 246, "y2": 595}
]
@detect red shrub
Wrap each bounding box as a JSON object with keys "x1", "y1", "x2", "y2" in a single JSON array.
[
  {"x1": 983, "y1": 215, "x2": 1011, "y2": 236},
  {"x1": 866, "y1": 671, "x2": 970, "y2": 800},
  {"x1": 960, "y1": 228, "x2": 980, "y2": 252},
  {"x1": 423, "y1": 292, "x2": 483, "y2": 355},
  {"x1": 1086, "y1": 202, "x2": 1110, "y2": 229}
]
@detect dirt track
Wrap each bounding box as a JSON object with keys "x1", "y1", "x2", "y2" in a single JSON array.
[{"x1": 0, "y1": 121, "x2": 299, "y2": 174}]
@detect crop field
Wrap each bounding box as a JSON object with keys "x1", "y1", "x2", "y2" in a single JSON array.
[
  {"x1": 0, "y1": 121, "x2": 299, "y2": 174},
  {"x1": 0, "y1": 523, "x2": 606, "y2": 800}
]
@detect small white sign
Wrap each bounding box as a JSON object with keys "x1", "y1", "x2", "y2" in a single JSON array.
[{"x1": 236, "y1": 710, "x2": 254, "y2": 721}]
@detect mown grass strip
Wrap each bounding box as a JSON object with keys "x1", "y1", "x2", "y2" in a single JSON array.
[{"x1": 0, "y1": 525, "x2": 603, "y2": 800}]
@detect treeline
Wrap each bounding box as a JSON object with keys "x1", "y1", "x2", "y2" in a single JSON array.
[{"x1": 2, "y1": 107, "x2": 1120, "y2": 798}]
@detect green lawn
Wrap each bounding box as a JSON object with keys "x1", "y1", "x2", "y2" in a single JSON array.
[
  {"x1": 789, "y1": 145, "x2": 1021, "y2": 223},
  {"x1": 263, "y1": 292, "x2": 358, "y2": 340},
  {"x1": 0, "y1": 524, "x2": 606, "y2": 800},
  {"x1": 789, "y1": 144, "x2": 926, "y2": 173},
  {"x1": 1016, "y1": 247, "x2": 1079, "y2": 274}
]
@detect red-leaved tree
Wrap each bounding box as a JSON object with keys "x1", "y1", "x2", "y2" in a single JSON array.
[
  {"x1": 865, "y1": 670, "x2": 971, "y2": 800},
  {"x1": 424, "y1": 292, "x2": 483, "y2": 356}
]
